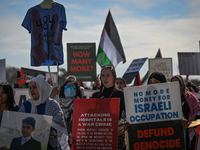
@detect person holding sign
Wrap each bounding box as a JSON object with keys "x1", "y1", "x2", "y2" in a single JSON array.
[
  {"x1": 92, "y1": 65, "x2": 129, "y2": 150},
  {"x1": 0, "y1": 83, "x2": 20, "y2": 127},
  {"x1": 171, "y1": 75, "x2": 200, "y2": 150},
  {"x1": 59, "y1": 79, "x2": 83, "y2": 147},
  {"x1": 18, "y1": 77, "x2": 70, "y2": 150}
]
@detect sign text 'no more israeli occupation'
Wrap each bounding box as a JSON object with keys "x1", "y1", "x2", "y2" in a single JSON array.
[{"x1": 124, "y1": 82, "x2": 185, "y2": 150}]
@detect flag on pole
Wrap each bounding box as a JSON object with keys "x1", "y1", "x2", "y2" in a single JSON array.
[
  {"x1": 96, "y1": 10, "x2": 126, "y2": 67},
  {"x1": 133, "y1": 72, "x2": 142, "y2": 86},
  {"x1": 141, "y1": 48, "x2": 162, "y2": 85}
]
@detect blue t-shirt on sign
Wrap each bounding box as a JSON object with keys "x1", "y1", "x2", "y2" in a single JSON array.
[{"x1": 22, "y1": 3, "x2": 67, "y2": 66}]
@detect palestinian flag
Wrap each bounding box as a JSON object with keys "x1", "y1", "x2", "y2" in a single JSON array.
[
  {"x1": 141, "y1": 49, "x2": 162, "y2": 85},
  {"x1": 96, "y1": 10, "x2": 126, "y2": 67},
  {"x1": 133, "y1": 72, "x2": 142, "y2": 86}
]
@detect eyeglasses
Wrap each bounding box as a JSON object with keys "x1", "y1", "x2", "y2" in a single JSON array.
[{"x1": 64, "y1": 85, "x2": 76, "y2": 90}]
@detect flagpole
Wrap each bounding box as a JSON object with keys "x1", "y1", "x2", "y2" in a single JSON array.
[{"x1": 47, "y1": 60, "x2": 52, "y2": 85}]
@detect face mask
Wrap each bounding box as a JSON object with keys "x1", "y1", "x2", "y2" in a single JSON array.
[{"x1": 64, "y1": 88, "x2": 76, "y2": 98}]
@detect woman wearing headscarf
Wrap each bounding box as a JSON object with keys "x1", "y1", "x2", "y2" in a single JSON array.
[
  {"x1": 171, "y1": 75, "x2": 200, "y2": 150},
  {"x1": 18, "y1": 77, "x2": 70, "y2": 150},
  {"x1": 147, "y1": 71, "x2": 167, "y2": 85}
]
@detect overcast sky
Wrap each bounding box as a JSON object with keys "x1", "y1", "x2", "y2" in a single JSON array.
[{"x1": 0, "y1": 0, "x2": 200, "y2": 83}]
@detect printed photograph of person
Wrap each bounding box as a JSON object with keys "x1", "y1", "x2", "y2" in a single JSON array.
[{"x1": 10, "y1": 117, "x2": 41, "y2": 150}]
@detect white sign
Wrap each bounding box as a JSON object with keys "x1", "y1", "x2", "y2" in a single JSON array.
[
  {"x1": 14, "y1": 88, "x2": 30, "y2": 106},
  {"x1": 149, "y1": 58, "x2": 172, "y2": 81},
  {"x1": 0, "y1": 59, "x2": 6, "y2": 82},
  {"x1": 0, "y1": 111, "x2": 52, "y2": 150},
  {"x1": 124, "y1": 82, "x2": 182, "y2": 124},
  {"x1": 178, "y1": 52, "x2": 200, "y2": 75}
]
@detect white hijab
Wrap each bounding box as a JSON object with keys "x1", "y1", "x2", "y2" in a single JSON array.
[{"x1": 27, "y1": 77, "x2": 52, "y2": 113}]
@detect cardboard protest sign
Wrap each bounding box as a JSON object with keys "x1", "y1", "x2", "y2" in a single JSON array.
[
  {"x1": 149, "y1": 58, "x2": 172, "y2": 81},
  {"x1": 178, "y1": 52, "x2": 200, "y2": 75},
  {"x1": 122, "y1": 57, "x2": 147, "y2": 84},
  {"x1": 124, "y1": 82, "x2": 185, "y2": 150},
  {"x1": 67, "y1": 43, "x2": 96, "y2": 81},
  {"x1": 14, "y1": 88, "x2": 30, "y2": 106},
  {"x1": 0, "y1": 58, "x2": 6, "y2": 82},
  {"x1": 71, "y1": 98, "x2": 119, "y2": 150},
  {"x1": 0, "y1": 111, "x2": 52, "y2": 150}
]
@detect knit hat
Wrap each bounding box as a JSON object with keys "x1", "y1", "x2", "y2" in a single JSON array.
[{"x1": 147, "y1": 72, "x2": 166, "y2": 84}]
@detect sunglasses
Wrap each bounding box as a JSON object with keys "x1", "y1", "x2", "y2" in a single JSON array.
[{"x1": 64, "y1": 85, "x2": 76, "y2": 90}]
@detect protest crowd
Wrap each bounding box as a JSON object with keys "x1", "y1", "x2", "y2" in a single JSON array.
[{"x1": 1, "y1": 67, "x2": 200, "y2": 150}]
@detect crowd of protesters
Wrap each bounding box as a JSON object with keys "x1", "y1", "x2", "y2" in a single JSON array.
[{"x1": 1, "y1": 67, "x2": 200, "y2": 150}]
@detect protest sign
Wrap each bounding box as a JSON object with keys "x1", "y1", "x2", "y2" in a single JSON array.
[
  {"x1": 0, "y1": 111, "x2": 52, "y2": 150},
  {"x1": 14, "y1": 88, "x2": 30, "y2": 106},
  {"x1": 124, "y1": 82, "x2": 185, "y2": 150},
  {"x1": 18, "y1": 67, "x2": 56, "y2": 87},
  {"x1": 71, "y1": 98, "x2": 119, "y2": 150},
  {"x1": 178, "y1": 52, "x2": 200, "y2": 75},
  {"x1": 67, "y1": 43, "x2": 96, "y2": 81},
  {"x1": 21, "y1": 67, "x2": 47, "y2": 78},
  {"x1": 0, "y1": 58, "x2": 6, "y2": 82},
  {"x1": 149, "y1": 58, "x2": 172, "y2": 81},
  {"x1": 122, "y1": 57, "x2": 147, "y2": 84},
  {"x1": 19, "y1": 67, "x2": 47, "y2": 87}
]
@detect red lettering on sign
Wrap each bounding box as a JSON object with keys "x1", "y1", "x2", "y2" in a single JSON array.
[
  {"x1": 71, "y1": 59, "x2": 92, "y2": 65},
  {"x1": 70, "y1": 66, "x2": 92, "y2": 72},
  {"x1": 137, "y1": 127, "x2": 174, "y2": 138},
  {"x1": 73, "y1": 52, "x2": 90, "y2": 57},
  {"x1": 133, "y1": 139, "x2": 181, "y2": 150}
]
